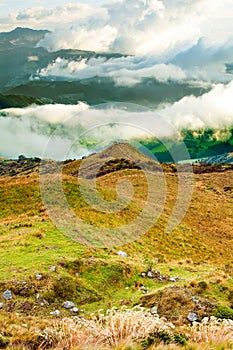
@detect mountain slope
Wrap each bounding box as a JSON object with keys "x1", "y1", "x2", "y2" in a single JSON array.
[
  {"x1": 0, "y1": 27, "x2": 50, "y2": 47},
  {"x1": 0, "y1": 93, "x2": 43, "y2": 108}
]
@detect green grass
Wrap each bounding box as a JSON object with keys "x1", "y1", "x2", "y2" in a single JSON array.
[{"x1": 0, "y1": 161, "x2": 232, "y2": 321}]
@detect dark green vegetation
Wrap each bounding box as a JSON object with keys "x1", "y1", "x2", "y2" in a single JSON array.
[
  {"x1": 4, "y1": 79, "x2": 208, "y2": 108},
  {"x1": 140, "y1": 129, "x2": 233, "y2": 163}
]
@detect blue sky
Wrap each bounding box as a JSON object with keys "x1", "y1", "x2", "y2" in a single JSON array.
[{"x1": 0, "y1": 0, "x2": 107, "y2": 15}]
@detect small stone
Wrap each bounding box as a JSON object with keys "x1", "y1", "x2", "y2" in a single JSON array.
[
  {"x1": 140, "y1": 285, "x2": 146, "y2": 290},
  {"x1": 141, "y1": 272, "x2": 146, "y2": 277},
  {"x1": 191, "y1": 296, "x2": 199, "y2": 304},
  {"x1": 116, "y1": 251, "x2": 128, "y2": 257},
  {"x1": 63, "y1": 301, "x2": 75, "y2": 309},
  {"x1": 154, "y1": 270, "x2": 160, "y2": 275},
  {"x1": 151, "y1": 306, "x2": 158, "y2": 314},
  {"x1": 147, "y1": 271, "x2": 153, "y2": 278},
  {"x1": 143, "y1": 289, "x2": 148, "y2": 294},
  {"x1": 72, "y1": 307, "x2": 79, "y2": 313},
  {"x1": 35, "y1": 274, "x2": 42, "y2": 280},
  {"x1": 169, "y1": 278, "x2": 176, "y2": 282},
  {"x1": 0, "y1": 302, "x2": 3, "y2": 309},
  {"x1": 49, "y1": 266, "x2": 56, "y2": 272},
  {"x1": 3, "y1": 290, "x2": 12, "y2": 300},
  {"x1": 188, "y1": 312, "x2": 198, "y2": 322},
  {"x1": 50, "y1": 310, "x2": 60, "y2": 316}
]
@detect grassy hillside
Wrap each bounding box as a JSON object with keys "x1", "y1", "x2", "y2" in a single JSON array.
[{"x1": 0, "y1": 144, "x2": 232, "y2": 348}]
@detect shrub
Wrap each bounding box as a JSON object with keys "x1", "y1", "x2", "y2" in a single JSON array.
[
  {"x1": 212, "y1": 306, "x2": 233, "y2": 320},
  {"x1": 141, "y1": 331, "x2": 187, "y2": 348},
  {"x1": 198, "y1": 281, "x2": 208, "y2": 291},
  {"x1": 50, "y1": 276, "x2": 79, "y2": 301}
]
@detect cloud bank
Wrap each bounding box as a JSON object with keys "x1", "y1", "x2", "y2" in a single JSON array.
[
  {"x1": 37, "y1": 56, "x2": 187, "y2": 86},
  {"x1": 1, "y1": 80, "x2": 233, "y2": 158},
  {"x1": 159, "y1": 80, "x2": 233, "y2": 130},
  {"x1": 36, "y1": 42, "x2": 233, "y2": 87}
]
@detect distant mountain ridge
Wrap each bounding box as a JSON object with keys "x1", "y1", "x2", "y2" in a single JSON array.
[{"x1": 0, "y1": 27, "x2": 50, "y2": 47}]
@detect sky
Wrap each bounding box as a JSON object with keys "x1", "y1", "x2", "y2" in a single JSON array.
[{"x1": 0, "y1": 0, "x2": 108, "y2": 16}]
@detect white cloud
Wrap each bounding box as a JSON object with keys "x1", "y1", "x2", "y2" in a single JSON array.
[
  {"x1": 36, "y1": 48, "x2": 233, "y2": 87},
  {"x1": 37, "y1": 56, "x2": 187, "y2": 86},
  {"x1": 0, "y1": 2, "x2": 107, "y2": 32},
  {"x1": 1, "y1": 102, "x2": 89, "y2": 124},
  {"x1": 1, "y1": 0, "x2": 233, "y2": 60},
  {"x1": 40, "y1": 25, "x2": 117, "y2": 52},
  {"x1": 159, "y1": 80, "x2": 233, "y2": 130}
]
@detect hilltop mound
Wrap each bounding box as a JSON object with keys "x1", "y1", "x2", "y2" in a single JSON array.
[{"x1": 77, "y1": 142, "x2": 160, "y2": 179}]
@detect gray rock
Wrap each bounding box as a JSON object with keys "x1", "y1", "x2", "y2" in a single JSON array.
[
  {"x1": 50, "y1": 310, "x2": 60, "y2": 316},
  {"x1": 169, "y1": 278, "x2": 176, "y2": 282},
  {"x1": 49, "y1": 266, "x2": 56, "y2": 272},
  {"x1": 191, "y1": 296, "x2": 199, "y2": 304},
  {"x1": 151, "y1": 306, "x2": 158, "y2": 314},
  {"x1": 3, "y1": 290, "x2": 12, "y2": 300},
  {"x1": 141, "y1": 272, "x2": 146, "y2": 277},
  {"x1": 188, "y1": 312, "x2": 198, "y2": 322},
  {"x1": 0, "y1": 302, "x2": 3, "y2": 309},
  {"x1": 116, "y1": 251, "x2": 128, "y2": 257},
  {"x1": 63, "y1": 301, "x2": 75, "y2": 309},
  {"x1": 147, "y1": 271, "x2": 153, "y2": 278},
  {"x1": 35, "y1": 274, "x2": 42, "y2": 280},
  {"x1": 72, "y1": 307, "x2": 79, "y2": 313}
]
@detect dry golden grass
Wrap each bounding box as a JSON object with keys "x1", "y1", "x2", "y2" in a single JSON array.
[
  {"x1": 38, "y1": 306, "x2": 174, "y2": 349},
  {"x1": 188, "y1": 316, "x2": 233, "y2": 344}
]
